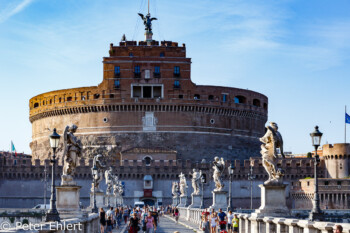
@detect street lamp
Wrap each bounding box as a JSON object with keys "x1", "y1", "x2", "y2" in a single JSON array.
[
  {"x1": 227, "y1": 162, "x2": 235, "y2": 211},
  {"x1": 45, "y1": 128, "x2": 61, "y2": 222},
  {"x1": 247, "y1": 164, "x2": 255, "y2": 210},
  {"x1": 200, "y1": 173, "x2": 205, "y2": 209},
  {"x1": 91, "y1": 165, "x2": 98, "y2": 213},
  {"x1": 309, "y1": 126, "x2": 323, "y2": 221}
]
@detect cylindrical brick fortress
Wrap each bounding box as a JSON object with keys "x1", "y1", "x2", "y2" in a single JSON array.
[
  {"x1": 29, "y1": 40, "x2": 268, "y2": 162},
  {"x1": 323, "y1": 143, "x2": 350, "y2": 178}
]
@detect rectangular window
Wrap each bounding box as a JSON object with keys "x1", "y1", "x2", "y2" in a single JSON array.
[
  {"x1": 174, "y1": 66, "x2": 180, "y2": 76},
  {"x1": 155, "y1": 66, "x2": 160, "y2": 73},
  {"x1": 133, "y1": 86, "x2": 141, "y2": 98},
  {"x1": 114, "y1": 66, "x2": 120, "y2": 75},
  {"x1": 222, "y1": 94, "x2": 227, "y2": 103},
  {"x1": 145, "y1": 70, "x2": 150, "y2": 79},
  {"x1": 143, "y1": 86, "x2": 152, "y2": 98},
  {"x1": 132, "y1": 85, "x2": 163, "y2": 99},
  {"x1": 114, "y1": 80, "x2": 120, "y2": 89},
  {"x1": 134, "y1": 66, "x2": 140, "y2": 74},
  {"x1": 174, "y1": 80, "x2": 180, "y2": 88},
  {"x1": 153, "y1": 86, "x2": 162, "y2": 98}
]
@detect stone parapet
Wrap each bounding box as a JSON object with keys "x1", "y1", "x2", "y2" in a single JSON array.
[{"x1": 178, "y1": 207, "x2": 350, "y2": 233}]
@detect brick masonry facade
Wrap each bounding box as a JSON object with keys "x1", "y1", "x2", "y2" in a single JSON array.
[{"x1": 29, "y1": 40, "x2": 268, "y2": 163}]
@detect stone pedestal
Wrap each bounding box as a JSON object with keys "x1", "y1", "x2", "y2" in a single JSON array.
[
  {"x1": 188, "y1": 194, "x2": 201, "y2": 208},
  {"x1": 172, "y1": 196, "x2": 179, "y2": 206},
  {"x1": 210, "y1": 191, "x2": 228, "y2": 210},
  {"x1": 105, "y1": 194, "x2": 114, "y2": 207},
  {"x1": 110, "y1": 195, "x2": 116, "y2": 207},
  {"x1": 90, "y1": 191, "x2": 105, "y2": 209},
  {"x1": 116, "y1": 196, "x2": 123, "y2": 206},
  {"x1": 253, "y1": 184, "x2": 290, "y2": 217},
  {"x1": 178, "y1": 195, "x2": 187, "y2": 207},
  {"x1": 56, "y1": 186, "x2": 82, "y2": 219}
]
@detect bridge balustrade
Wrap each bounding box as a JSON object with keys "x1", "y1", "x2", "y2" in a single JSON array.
[{"x1": 177, "y1": 207, "x2": 350, "y2": 233}]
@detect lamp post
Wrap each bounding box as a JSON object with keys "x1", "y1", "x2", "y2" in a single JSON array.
[
  {"x1": 91, "y1": 165, "x2": 98, "y2": 213},
  {"x1": 200, "y1": 173, "x2": 205, "y2": 209},
  {"x1": 309, "y1": 126, "x2": 323, "y2": 221},
  {"x1": 45, "y1": 128, "x2": 61, "y2": 222},
  {"x1": 247, "y1": 164, "x2": 255, "y2": 210},
  {"x1": 228, "y1": 162, "x2": 235, "y2": 211}
]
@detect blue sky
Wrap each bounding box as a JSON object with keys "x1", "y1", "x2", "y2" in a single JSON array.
[{"x1": 0, "y1": 0, "x2": 349, "y2": 154}]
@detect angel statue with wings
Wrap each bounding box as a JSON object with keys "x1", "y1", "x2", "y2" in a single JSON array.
[
  {"x1": 172, "y1": 181, "x2": 179, "y2": 197},
  {"x1": 105, "y1": 167, "x2": 114, "y2": 195},
  {"x1": 179, "y1": 172, "x2": 188, "y2": 197},
  {"x1": 190, "y1": 169, "x2": 202, "y2": 195},
  {"x1": 91, "y1": 154, "x2": 106, "y2": 192},
  {"x1": 61, "y1": 124, "x2": 82, "y2": 186},
  {"x1": 259, "y1": 122, "x2": 285, "y2": 185},
  {"x1": 138, "y1": 13, "x2": 157, "y2": 33},
  {"x1": 213, "y1": 157, "x2": 225, "y2": 191}
]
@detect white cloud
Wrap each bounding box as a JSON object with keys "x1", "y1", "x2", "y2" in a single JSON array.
[{"x1": 0, "y1": 0, "x2": 34, "y2": 24}]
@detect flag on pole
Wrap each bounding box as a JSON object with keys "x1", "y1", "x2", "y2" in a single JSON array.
[
  {"x1": 11, "y1": 141, "x2": 17, "y2": 157},
  {"x1": 346, "y1": 113, "x2": 350, "y2": 124}
]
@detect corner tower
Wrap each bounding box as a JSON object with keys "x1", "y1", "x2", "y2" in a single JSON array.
[{"x1": 323, "y1": 143, "x2": 350, "y2": 178}]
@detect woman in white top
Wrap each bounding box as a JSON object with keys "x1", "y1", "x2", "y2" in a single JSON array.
[
  {"x1": 210, "y1": 211, "x2": 218, "y2": 233},
  {"x1": 227, "y1": 210, "x2": 234, "y2": 233}
]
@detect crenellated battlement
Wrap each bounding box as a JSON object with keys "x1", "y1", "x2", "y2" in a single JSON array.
[
  {"x1": 323, "y1": 143, "x2": 350, "y2": 159},
  {"x1": 0, "y1": 156, "x2": 325, "y2": 181}
]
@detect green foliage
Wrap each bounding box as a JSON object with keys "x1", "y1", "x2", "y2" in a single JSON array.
[
  {"x1": 307, "y1": 152, "x2": 312, "y2": 158},
  {"x1": 8, "y1": 217, "x2": 15, "y2": 223},
  {"x1": 22, "y1": 219, "x2": 29, "y2": 225},
  {"x1": 304, "y1": 177, "x2": 312, "y2": 179}
]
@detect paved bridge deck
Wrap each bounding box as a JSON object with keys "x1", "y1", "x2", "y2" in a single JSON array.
[{"x1": 113, "y1": 215, "x2": 197, "y2": 233}]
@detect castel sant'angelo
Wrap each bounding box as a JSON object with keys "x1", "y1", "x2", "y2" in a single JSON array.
[
  {"x1": 28, "y1": 14, "x2": 268, "y2": 164},
  {"x1": 0, "y1": 9, "x2": 348, "y2": 209}
]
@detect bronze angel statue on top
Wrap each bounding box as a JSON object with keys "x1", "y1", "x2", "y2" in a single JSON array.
[
  {"x1": 61, "y1": 124, "x2": 82, "y2": 186},
  {"x1": 138, "y1": 13, "x2": 157, "y2": 33},
  {"x1": 260, "y1": 122, "x2": 285, "y2": 185}
]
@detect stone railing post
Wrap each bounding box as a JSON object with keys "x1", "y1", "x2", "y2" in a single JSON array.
[
  {"x1": 239, "y1": 215, "x2": 245, "y2": 233},
  {"x1": 297, "y1": 220, "x2": 318, "y2": 233},
  {"x1": 244, "y1": 215, "x2": 251, "y2": 233},
  {"x1": 284, "y1": 219, "x2": 300, "y2": 233},
  {"x1": 264, "y1": 217, "x2": 275, "y2": 233},
  {"x1": 273, "y1": 218, "x2": 287, "y2": 233}
]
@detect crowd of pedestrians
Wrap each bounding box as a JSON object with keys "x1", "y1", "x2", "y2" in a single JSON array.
[
  {"x1": 196, "y1": 208, "x2": 239, "y2": 233},
  {"x1": 99, "y1": 206, "x2": 125, "y2": 233},
  {"x1": 99, "y1": 205, "x2": 164, "y2": 233}
]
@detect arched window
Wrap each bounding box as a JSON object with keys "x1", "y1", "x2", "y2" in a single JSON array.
[
  {"x1": 253, "y1": 99, "x2": 260, "y2": 107},
  {"x1": 144, "y1": 156, "x2": 151, "y2": 166},
  {"x1": 263, "y1": 103, "x2": 267, "y2": 110},
  {"x1": 208, "y1": 95, "x2": 214, "y2": 100},
  {"x1": 194, "y1": 94, "x2": 200, "y2": 100},
  {"x1": 33, "y1": 103, "x2": 39, "y2": 108},
  {"x1": 66, "y1": 97, "x2": 72, "y2": 101},
  {"x1": 234, "y1": 95, "x2": 246, "y2": 104},
  {"x1": 94, "y1": 94, "x2": 100, "y2": 99}
]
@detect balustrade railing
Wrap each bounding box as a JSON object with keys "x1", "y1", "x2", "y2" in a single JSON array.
[{"x1": 176, "y1": 207, "x2": 350, "y2": 233}]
